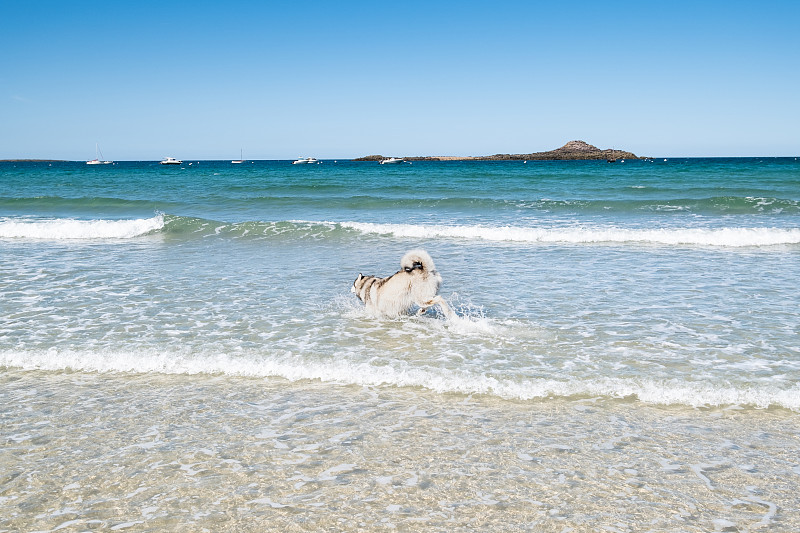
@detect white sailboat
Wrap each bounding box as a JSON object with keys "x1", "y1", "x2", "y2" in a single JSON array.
[
  {"x1": 231, "y1": 149, "x2": 245, "y2": 164},
  {"x1": 86, "y1": 143, "x2": 112, "y2": 165}
]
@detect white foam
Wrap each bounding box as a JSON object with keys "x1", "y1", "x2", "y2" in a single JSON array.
[
  {"x1": 336, "y1": 221, "x2": 800, "y2": 248},
  {"x1": 336, "y1": 292, "x2": 516, "y2": 338},
  {"x1": 0, "y1": 215, "x2": 165, "y2": 240},
  {"x1": 3, "y1": 349, "x2": 798, "y2": 411}
]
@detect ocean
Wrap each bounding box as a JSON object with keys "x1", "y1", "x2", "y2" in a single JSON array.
[{"x1": 1, "y1": 158, "x2": 799, "y2": 531}]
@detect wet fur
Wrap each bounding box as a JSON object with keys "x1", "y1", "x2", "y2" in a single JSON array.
[{"x1": 351, "y1": 249, "x2": 454, "y2": 319}]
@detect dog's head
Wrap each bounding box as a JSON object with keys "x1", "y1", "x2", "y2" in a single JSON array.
[
  {"x1": 351, "y1": 273, "x2": 364, "y2": 294},
  {"x1": 350, "y1": 272, "x2": 366, "y2": 301}
]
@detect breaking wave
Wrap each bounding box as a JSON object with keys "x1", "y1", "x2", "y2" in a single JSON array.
[
  {"x1": 337, "y1": 221, "x2": 800, "y2": 248},
  {"x1": 2, "y1": 348, "x2": 797, "y2": 410},
  {"x1": 2, "y1": 214, "x2": 799, "y2": 248},
  {"x1": 0, "y1": 214, "x2": 165, "y2": 240}
]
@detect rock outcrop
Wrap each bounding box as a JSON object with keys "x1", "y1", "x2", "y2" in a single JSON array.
[
  {"x1": 355, "y1": 141, "x2": 639, "y2": 161},
  {"x1": 498, "y1": 140, "x2": 638, "y2": 161}
]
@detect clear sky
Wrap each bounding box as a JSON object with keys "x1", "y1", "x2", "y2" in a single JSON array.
[{"x1": 2, "y1": 0, "x2": 799, "y2": 160}]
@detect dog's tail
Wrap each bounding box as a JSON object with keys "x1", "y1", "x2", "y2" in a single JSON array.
[{"x1": 401, "y1": 249, "x2": 436, "y2": 273}]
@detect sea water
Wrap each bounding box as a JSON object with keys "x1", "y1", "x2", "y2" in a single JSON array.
[{"x1": 1, "y1": 158, "x2": 798, "y2": 531}]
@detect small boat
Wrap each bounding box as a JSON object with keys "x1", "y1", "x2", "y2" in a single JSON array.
[
  {"x1": 293, "y1": 157, "x2": 318, "y2": 165},
  {"x1": 160, "y1": 157, "x2": 182, "y2": 165},
  {"x1": 86, "y1": 143, "x2": 112, "y2": 165},
  {"x1": 232, "y1": 149, "x2": 245, "y2": 164},
  {"x1": 379, "y1": 157, "x2": 404, "y2": 164}
]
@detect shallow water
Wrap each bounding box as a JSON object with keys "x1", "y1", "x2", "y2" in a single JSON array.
[
  {"x1": 1, "y1": 158, "x2": 799, "y2": 530},
  {"x1": 2, "y1": 371, "x2": 798, "y2": 532}
]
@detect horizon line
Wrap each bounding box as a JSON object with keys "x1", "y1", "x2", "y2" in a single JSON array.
[{"x1": 3, "y1": 155, "x2": 800, "y2": 163}]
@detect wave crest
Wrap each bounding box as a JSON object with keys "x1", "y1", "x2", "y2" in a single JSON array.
[
  {"x1": 339, "y1": 221, "x2": 800, "y2": 247},
  {"x1": 3, "y1": 215, "x2": 798, "y2": 248},
  {"x1": 2, "y1": 349, "x2": 797, "y2": 411},
  {"x1": 0, "y1": 215, "x2": 165, "y2": 240}
]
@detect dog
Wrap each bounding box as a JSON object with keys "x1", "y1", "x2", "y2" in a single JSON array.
[{"x1": 351, "y1": 249, "x2": 454, "y2": 319}]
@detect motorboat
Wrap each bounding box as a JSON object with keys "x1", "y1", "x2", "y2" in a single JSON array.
[
  {"x1": 160, "y1": 157, "x2": 182, "y2": 165},
  {"x1": 379, "y1": 157, "x2": 404, "y2": 164},
  {"x1": 86, "y1": 143, "x2": 112, "y2": 165},
  {"x1": 293, "y1": 157, "x2": 319, "y2": 164}
]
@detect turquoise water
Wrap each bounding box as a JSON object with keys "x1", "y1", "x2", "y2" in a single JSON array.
[{"x1": 2, "y1": 158, "x2": 799, "y2": 531}]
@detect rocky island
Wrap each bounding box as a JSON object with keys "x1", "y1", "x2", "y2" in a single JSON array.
[{"x1": 354, "y1": 140, "x2": 639, "y2": 162}]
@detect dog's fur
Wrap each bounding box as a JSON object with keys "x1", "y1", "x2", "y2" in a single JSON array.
[{"x1": 351, "y1": 249, "x2": 454, "y2": 319}]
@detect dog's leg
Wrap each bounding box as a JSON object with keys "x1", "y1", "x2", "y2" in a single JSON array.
[
  {"x1": 421, "y1": 296, "x2": 455, "y2": 319},
  {"x1": 436, "y1": 297, "x2": 456, "y2": 319}
]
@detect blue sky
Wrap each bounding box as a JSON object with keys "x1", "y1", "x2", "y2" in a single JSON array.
[{"x1": 2, "y1": 0, "x2": 799, "y2": 160}]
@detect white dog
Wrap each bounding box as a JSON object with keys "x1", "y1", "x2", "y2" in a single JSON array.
[{"x1": 351, "y1": 249, "x2": 454, "y2": 319}]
